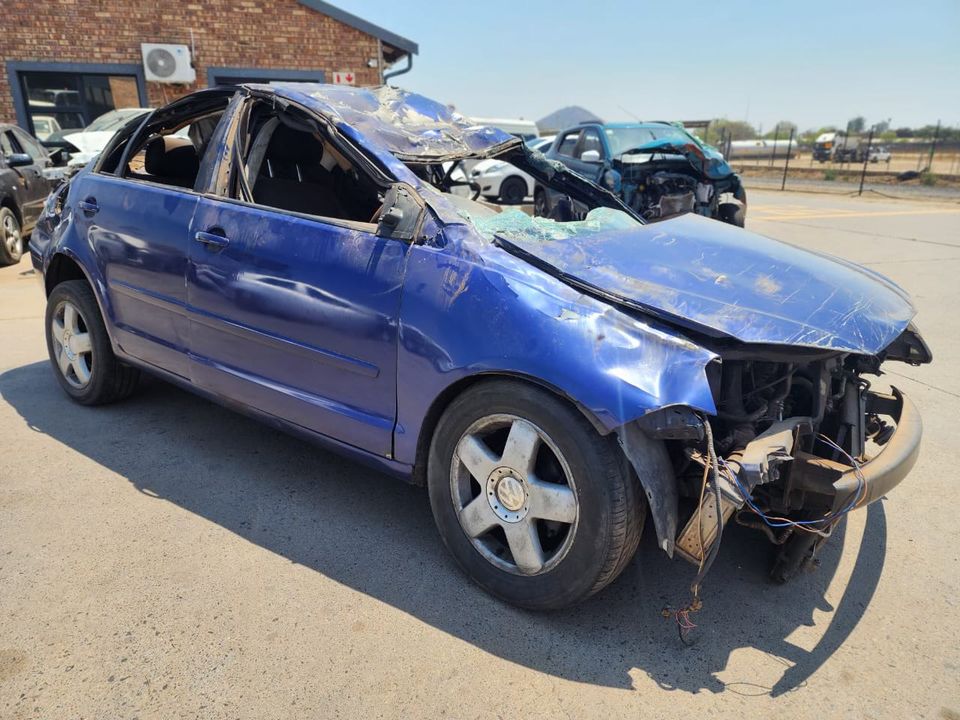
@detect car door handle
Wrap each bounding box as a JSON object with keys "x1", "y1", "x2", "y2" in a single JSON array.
[
  {"x1": 194, "y1": 230, "x2": 230, "y2": 250},
  {"x1": 78, "y1": 198, "x2": 99, "y2": 216}
]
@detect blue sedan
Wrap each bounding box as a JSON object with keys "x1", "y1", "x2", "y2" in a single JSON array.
[{"x1": 30, "y1": 84, "x2": 930, "y2": 608}]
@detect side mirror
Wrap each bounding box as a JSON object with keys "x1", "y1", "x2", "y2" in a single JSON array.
[
  {"x1": 376, "y1": 184, "x2": 421, "y2": 240},
  {"x1": 580, "y1": 149, "x2": 602, "y2": 163},
  {"x1": 5, "y1": 153, "x2": 33, "y2": 168}
]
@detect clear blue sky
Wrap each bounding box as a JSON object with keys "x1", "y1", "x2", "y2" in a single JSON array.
[{"x1": 339, "y1": 0, "x2": 959, "y2": 131}]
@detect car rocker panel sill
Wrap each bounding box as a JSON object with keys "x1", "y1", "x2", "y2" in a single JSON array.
[
  {"x1": 107, "y1": 279, "x2": 379, "y2": 378},
  {"x1": 189, "y1": 354, "x2": 394, "y2": 433}
]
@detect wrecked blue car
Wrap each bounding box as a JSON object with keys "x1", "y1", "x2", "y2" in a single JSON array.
[
  {"x1": 30, "y1": 84, "x2": 930, "y2": 609},
  {"x1": 533, "y1": 121, "x2": 747, "y2": 226}
]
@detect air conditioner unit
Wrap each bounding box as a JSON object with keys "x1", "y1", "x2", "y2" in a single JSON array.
[{"x1": 141, "y1": 43, "x2": 196, "y2": 84}]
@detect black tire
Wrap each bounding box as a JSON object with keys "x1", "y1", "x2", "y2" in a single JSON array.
[
  {"x1": 718, "y1": 202, "x2": 745, "y2": 227},
  {"x1": 533, "y1": 188, "x2": 549, "y2": 217},
  {"x1": 45, "y1": 280, "x2": 140, "y2": 405},
  {"x1": 498, "y1": 176, "x2": 528, "y2": 205},
  {"x1": 0, "y1": 206, "x2": 23, "y2": 266},
  {"x1": 427, "y1": 380, "x2": 647, "y2": 610}
]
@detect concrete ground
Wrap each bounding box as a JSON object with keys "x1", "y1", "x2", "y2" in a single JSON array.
[{"x1": 1, "y1": 190, "x2": 959, "y2": 719}]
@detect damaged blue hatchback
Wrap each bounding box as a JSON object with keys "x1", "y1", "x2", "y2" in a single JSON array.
[{"x1": 30, "y1": 84, "x2": 931, "y2": 609}]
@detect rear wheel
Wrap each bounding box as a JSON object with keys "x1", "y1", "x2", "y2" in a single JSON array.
[
  {"x1": 499, "y1": 176, "x2": 528, "y2": 205},
  {"x1": 0, "y1": 207, "x2": 22, "y2": 266},
  {"x1": 427, "y1": 380, "x2": 646, "y2": 609},
  {"x1": 45, "y1": 280, "x2": 140, "y2": 405}
]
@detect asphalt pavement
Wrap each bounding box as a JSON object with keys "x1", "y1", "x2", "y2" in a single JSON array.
[{"x1": 1, "y1": 189, "x2": 958, "y2": 719}]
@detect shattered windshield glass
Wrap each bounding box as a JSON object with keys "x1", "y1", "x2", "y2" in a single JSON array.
[
  {"x1": 466, "y1": 207, "x2": 641, "y2": 243},
  {"x1": 605, "y1": 126, "x2": 699, "y2": 156}
]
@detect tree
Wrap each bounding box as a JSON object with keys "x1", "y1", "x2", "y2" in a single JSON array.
[
  {"x1": 846, "y1": 116, "x2": 866, "y2": 134},
  {"x1": 763, "y1": 121, "x2": 797, "y2": 139},
  {"x1": 703, "y1": 119, "x2": 757, "y2": 145}
]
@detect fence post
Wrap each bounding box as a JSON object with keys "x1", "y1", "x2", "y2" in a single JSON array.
[
  {"x1": 781, "y1": 127, "x2": 795, "y2": 191},
  {"x1": 858, "y1": 127, "x2": 874, "y2": 196},
  {"x1": 927, "y1": 119, "x2": 940, "y2": 171}
]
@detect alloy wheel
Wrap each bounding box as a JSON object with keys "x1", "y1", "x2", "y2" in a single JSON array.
[
  {"x1": 3, "y1": 213, "x2": 21, "y2": 257},
  {"x1": 449, "y1": 414, "x2": 579, "y2": 575},
  {"x1": 50, "y1": 300, "x2": 94, "y2": 388}
]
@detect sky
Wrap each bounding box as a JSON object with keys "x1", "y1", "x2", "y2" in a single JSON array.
[{"x1": 338, "y1": 0, "x2": 960, "y2": 131}]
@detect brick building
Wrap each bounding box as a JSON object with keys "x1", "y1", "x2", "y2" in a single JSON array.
[{"x1": 0, "y1": 0, "x2": 417, "y2": 139}]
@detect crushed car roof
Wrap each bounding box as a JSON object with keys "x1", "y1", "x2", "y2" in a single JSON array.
[{"x1": 252, "y1": 83, "x2": 519, "y2": 162}]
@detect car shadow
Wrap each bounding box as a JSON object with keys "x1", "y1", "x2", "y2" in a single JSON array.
[{"x1": 0, "y1": 361, "x2": 887, "y2": 695}]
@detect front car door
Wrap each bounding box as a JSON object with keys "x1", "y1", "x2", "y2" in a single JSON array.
[
  {"x1": 3, "y1": 127, "x2": 51, "y2": 229},
  {"x1": 186, "y1": 96, "x2": 412, "y2": 456}
]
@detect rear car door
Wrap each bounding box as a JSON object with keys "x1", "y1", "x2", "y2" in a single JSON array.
[
  {"x1": 4, "y1": 127, "x2": 51, "y2": 229},
  {"x1": 74, "y1": 92, "x2": 239, "y2": 378},
  {"x1": 186, "y1": 99, "x2": 411, "y2": 456}
]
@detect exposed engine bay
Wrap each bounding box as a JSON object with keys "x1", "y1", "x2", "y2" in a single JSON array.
[
  {"x1": 618, "y1": 160, "x2": 718, "y2": 222},
  {"x1": 644, "y1": 326, "x2": 931, "y2": 584}
]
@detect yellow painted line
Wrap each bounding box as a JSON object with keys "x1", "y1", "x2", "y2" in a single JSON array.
[{"x1": 751, "y1": 208, "x2": 960, "y2": 222}]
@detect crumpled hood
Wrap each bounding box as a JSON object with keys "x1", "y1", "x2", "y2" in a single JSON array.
[
  {"x1": 496, "y1": 213, "x2": 915, "y2": 354},
  {"x1": 620, "y1": 138, "x2": 733, "y2": 180},
  {"x1": 262, "y1": 83, "x2": 518, "y2": 162}
]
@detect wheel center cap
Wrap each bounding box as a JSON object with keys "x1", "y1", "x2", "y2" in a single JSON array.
[
  {"x1": 486, "y1": 467, "x2": 529, "y2": 522},
  {"x1": 63, "y1": 330, "x2": 76, "y2": 359},
  {"x1": 495, "y1": 475, "x2": 526, "y2": 512}
]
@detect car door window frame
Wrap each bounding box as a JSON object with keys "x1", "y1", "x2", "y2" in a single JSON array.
[
  {"x1": 209, "y1": 93, "x2": 424, "y2": 241},
  {"x1": 574, "y1": 128, "x2": 604, "y2": 161},
  {"x1": 10, "y1": 128, "x2": 48, "y2": 164},
  {"x1": 555, "y1": 130, "x2": 581, "y2": 158},
  {"x1": 96, "y1": 91, "x2": 239, "y2": 196}
]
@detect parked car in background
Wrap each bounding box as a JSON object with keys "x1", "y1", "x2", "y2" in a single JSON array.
[
  {"x1": 470, "y1": 117, "x2": 539, "y2": 141},
  {"x1": 869, "y1": 146, "x2": 892, "y2": 163},
  {"x1": 534, "y1": 122, "x2": 747, "y2": 226},
  {"x1": 32, "y1": 84, "x2": 930, "y2": 609},
  {"x1": 470, "y1": 136, "x2": 554, "y2": 203},
  {"x1": 59, "y1": 108, "x2": 151, "y2": 167},
  {"x1": 0, "y1": 123, "x2": 56, "y2": 265},
  {"x1": 32, "y1": 116, "x2": 63, "y2": 141}
]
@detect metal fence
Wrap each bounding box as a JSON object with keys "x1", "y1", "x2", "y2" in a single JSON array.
[{"x1": 714, "y1": 128, "x2": 960, "y2": 200}]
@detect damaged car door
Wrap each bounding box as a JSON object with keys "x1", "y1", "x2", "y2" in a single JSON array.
[{"x1": 186, "y1": 95, "x2": 411, "y2": 455}]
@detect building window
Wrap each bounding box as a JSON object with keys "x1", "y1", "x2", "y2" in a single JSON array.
[
  {"x1": 7, "y1": 62, "x2": 147, "y2": 140},
  {"x1": 207, "y1": 68, "x2": 325, "y2": 87}
]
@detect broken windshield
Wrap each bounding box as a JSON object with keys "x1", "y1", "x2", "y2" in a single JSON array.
[
  {"x1": 605, "y1": 125, "x2": 699, "y2": 156},
  {"x1": 466, "y1": 206, "x2": 641, "y2": 243}
]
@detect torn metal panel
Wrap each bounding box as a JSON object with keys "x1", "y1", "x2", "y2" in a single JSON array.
[{"x1": 495, "y1": 212, "x2": 916, "y2": 355}]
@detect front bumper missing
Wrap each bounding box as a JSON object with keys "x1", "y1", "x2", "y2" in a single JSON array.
[{"x1": 675, "y1": 387, "x2": 921, "y2": 565}]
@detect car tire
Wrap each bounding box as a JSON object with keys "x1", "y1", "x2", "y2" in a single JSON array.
[
  {"x1": 718, "y1": 203, "x2": 745, "y2": 227},
  {"x1": 0, "y1": 206, "x2": 23, "y2": 266},
  {"x1": 499, "y1": 176, "x2": 528, "y2": 205},
  {"x1": 427, "y1": 380, "x2": 647, "y2": 610},
  {"x1": 45, "y1": 280, "x2": 140, "y2": 405},
  {"x1": 533, "y1": 188, "x2": 549, "y2": 217}
]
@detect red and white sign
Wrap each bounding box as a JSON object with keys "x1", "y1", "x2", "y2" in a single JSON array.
[{"x1": 332, "y1": 71, "x2": 355, "y2": 85}]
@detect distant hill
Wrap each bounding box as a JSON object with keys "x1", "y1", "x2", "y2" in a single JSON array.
[{"x1": 537, "y1": 106, "x2": 603, "y2": 133}]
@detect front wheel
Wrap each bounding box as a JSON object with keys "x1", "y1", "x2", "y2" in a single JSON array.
[{"x1": 427, "y1": 380, "x2": 646, "y2": 609}]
